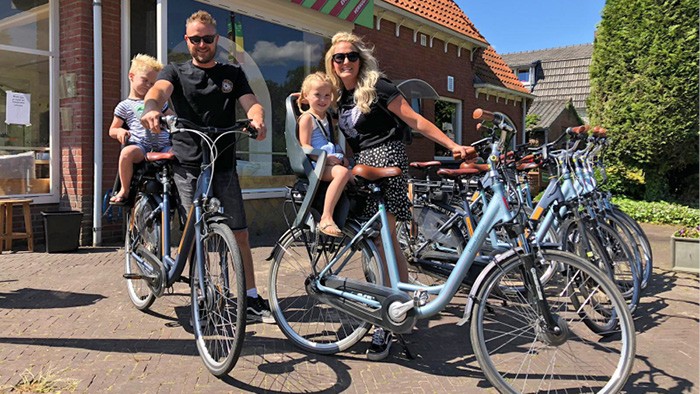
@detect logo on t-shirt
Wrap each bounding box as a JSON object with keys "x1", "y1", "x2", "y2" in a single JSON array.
[{"x1": 222, "y1": 79, "x2": 233, "y2": 93}]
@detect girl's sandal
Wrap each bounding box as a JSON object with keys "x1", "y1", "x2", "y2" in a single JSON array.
[{"x1": 319, "y1": 222, "x2": 343, "y2": 237}]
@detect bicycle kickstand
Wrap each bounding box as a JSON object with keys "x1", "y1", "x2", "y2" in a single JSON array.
[{"x1": 396, "y1": 334, "x2": 416, "y2": 360}]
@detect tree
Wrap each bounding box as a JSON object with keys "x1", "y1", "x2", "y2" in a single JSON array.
[{"x1": 588, "y1": 0, "x2": 699, "y2": 201}]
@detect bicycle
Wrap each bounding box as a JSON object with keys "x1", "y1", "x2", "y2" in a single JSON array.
[
  {"x1": 269, "y1": 107, "x2": 636, "y2": 393},
  {"x1": 122, "y1": 115, "x2": 256, "y2": 376}
]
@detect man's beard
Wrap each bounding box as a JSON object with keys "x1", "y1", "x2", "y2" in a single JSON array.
[{"x1": 190, "y1": 47, "x2": 216, "y2": 64}]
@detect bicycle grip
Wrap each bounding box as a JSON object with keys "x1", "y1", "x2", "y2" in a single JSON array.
[
  {"x1": 593, "y1": 126, "x2": 607, "y2": 137},
  {"x1": 473, "y1": 108, "x2": 495, "y2": 121}
]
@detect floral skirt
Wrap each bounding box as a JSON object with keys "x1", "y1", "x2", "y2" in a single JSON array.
[{"x1": 356, "y1": 140, "x2": 411, "y2": 221}]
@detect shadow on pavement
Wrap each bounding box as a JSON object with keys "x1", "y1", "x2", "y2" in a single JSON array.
[
  {"x1": 634, "y1": 269, "x2": 700, "y2": 333},
  {"x1": 0, "y1": 337, "x2": 198, "y2": 357},
  {"x1": 0, "y1": 288, "x2": 106, "y2": 309}
]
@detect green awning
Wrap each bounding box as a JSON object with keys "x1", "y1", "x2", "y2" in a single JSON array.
[{"x1": 291, "y1": 0, "x2": 374, "y2": 29}]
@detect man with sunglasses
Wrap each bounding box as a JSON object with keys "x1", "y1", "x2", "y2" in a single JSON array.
[{"x1": 141, "y1": 10, "x2": 273, "y2": 324}]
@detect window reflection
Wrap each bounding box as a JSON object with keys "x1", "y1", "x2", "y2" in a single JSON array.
[{"x1": 0, "y1": 1, "x2": 50, "y2": 51}]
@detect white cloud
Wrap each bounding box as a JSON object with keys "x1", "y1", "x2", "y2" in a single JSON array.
[{"x1": 250, "y1": 40, "x2": 322, "y2": 65}]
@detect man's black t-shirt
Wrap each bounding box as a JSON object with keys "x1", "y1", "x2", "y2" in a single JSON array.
[
  {"x1": 337, "y1": 78, "x2": 403, "y2": 153},
  {"x1": 158, "y1": 61, "x2": 253, "y2": 169}
]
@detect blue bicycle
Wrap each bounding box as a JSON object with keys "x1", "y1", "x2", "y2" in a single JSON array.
[{"x1": 268, "y1": 107, "x2": 636, "y2": 393}]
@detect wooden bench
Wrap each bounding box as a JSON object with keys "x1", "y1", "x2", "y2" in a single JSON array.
[{"x1": 0, "y1": 198, "x2": 34, "y2": 253}]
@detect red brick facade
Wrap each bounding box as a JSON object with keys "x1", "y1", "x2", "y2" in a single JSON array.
[{"x1": 357, "y1": 21, "x2": 525, "y2": 165}]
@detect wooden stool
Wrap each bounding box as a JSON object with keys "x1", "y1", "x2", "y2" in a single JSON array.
[{"x1": 0, "y1": 198, "x2": 34, "y2": 253}]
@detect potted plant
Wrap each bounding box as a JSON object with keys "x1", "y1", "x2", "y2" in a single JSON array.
[{"x1": 671, "y1": 225, "x2": 700, "y2": 274}]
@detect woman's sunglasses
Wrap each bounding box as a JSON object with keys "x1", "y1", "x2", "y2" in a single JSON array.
[
  {"x1": 332, "y1": 52, "x2": 360, "y2": 64},
  {"x1": 187, "y1": 35, "x2": 216, "y2": 45}
]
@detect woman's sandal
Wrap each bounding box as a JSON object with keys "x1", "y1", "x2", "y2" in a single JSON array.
[{"x1": 319, "y1": 222, "x2": 343, "y2": 238}]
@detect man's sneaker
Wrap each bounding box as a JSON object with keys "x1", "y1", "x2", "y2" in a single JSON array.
[
  {"x1": 246, "y1": 296, "x2": 275, "y2": 324},
  {"x1": 366, "y1": 327, "x2": 393, "y2": 361}
]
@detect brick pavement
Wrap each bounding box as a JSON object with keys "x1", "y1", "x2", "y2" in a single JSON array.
[{"x1": 0, "y1": 224, "x2": 697, "y2": 393}]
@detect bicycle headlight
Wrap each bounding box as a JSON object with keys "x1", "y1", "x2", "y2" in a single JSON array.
[{"x1": 206, "y1": 197, "x2": 222, "y2": 214}]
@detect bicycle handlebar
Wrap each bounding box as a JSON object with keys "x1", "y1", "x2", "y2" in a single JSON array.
[{"x1": 161, "y1": 115, "x2": 257, "y2": 139}]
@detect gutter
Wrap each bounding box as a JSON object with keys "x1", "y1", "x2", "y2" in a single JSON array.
[{"x1": 93, "y1": 0, "x2": 103, "y2": 246}]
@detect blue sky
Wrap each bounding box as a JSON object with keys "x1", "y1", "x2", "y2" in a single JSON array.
[{"x1": 454, "y1": 0, "x2": 606, "y2": 54}]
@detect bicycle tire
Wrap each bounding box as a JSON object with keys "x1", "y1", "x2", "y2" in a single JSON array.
[
  {"x1": 471, "y1": 249, "x2": 636, "y2": 393},
  {"x1": 611, "y1": 207, "x2": 653, "y2": 289},
  {"x1": 191, "y1": 222, "x2": 246, "y2": 377},
  {"x1": 398, "y1": 206, "x2": 466, "y2": 289},
  {"x1": 559, "y1": 218, "x2": 623, "y2": 332},
  {"x1": 596, "y1": 221, "x2": 642, "y2": 311},
  {"x1": 124, "y1": 195, "x2": 157, "y2": 311},
  {"x1": 269, "y1": 223, "x2": 384, "y2": 355}
]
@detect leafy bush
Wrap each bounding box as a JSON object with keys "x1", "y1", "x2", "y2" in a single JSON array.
[
  {"x1": 612, "y1": 197, "x2": 700, "y2": 226},
  {"x1": 597, "y1": 164, "x2": 645, "y2": 199}
]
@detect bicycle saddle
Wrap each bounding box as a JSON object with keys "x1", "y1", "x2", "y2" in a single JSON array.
[
  {"x1": 145, "y1": 151, "x2": 176, "y2": 162},
  {"x1": 352, "y1": 164, "x2": 401, "y2": 181}
]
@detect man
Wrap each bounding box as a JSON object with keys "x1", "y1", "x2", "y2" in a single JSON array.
[{"x1": 141, "y1": 10, "x2": 273, "y2": 323}]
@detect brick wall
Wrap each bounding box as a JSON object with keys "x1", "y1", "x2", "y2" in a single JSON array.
[{"x1": 57, "y1": 0, "x2": 123, "y2": 245}]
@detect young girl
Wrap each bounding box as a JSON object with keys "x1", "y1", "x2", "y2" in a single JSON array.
[{"x1": 297, "y1": 72, "x2": 352, "y2": 238}]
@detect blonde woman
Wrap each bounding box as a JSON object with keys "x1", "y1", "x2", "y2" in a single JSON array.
[{"x1": 325, "y1": 32, "x2": 475, "y2": 361}]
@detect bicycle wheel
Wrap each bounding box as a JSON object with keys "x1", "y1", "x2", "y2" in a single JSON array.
[
  {"x1": 124, "y1": 195, "x2": 158, "y2": 310},
  {"x1": 611, "y1": 207, "x2": 653, "y2": 289},
  {"x1": 471, "y1": 249, "x2": 636, "y2": 393},
  {"x1": 397, "y1": 207, "x2": 466, "y2": 289},
  {"x1": 596, "y1": 221, "x2": 641, "y2": 313},
  {"x1": 269, "y1": 224, "x2": 384, "y2": 354},
  {"x1": 191, "y1": 222, "x2": 246, "y2": 377}
]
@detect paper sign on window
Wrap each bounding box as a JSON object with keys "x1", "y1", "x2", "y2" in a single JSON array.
[{"x1": 5, "y1": 91, "x2": 32, "y2": 126}]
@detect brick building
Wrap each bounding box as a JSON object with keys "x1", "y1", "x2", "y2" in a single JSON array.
[{"x1": 0, "y1": 0, "x2": 530, "y2": 248}]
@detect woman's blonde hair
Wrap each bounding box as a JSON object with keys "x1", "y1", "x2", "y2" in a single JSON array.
[
  {"x1": 129, "y1": 54, "x2": 163, "y2": 74},
  {"x1": 324, "y1": 32, "x2": 384, "y2": 114},
  {"x1": 298, "y1": 71, "x2": 336, "y2": 111}
]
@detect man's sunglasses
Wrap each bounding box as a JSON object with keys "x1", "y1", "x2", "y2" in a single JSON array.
[
  {"x1": 187, "y1": 35, "x2": 216, "y2": 45},
  {"x1": 332, "y1": 51, "x2": 360, "y2": 64}
]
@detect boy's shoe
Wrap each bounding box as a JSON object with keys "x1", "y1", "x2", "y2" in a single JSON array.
[
  {"x1": 366, "y1": 327, "x2": 393, "y2": 361},
  {"x1": 246, "y1": 296, "x2": 275, "y2": 324}
]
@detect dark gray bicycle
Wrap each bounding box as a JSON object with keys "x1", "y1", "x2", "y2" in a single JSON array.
[{"x1": 123, "y1": 116, "x2": 255, "y2": 376}]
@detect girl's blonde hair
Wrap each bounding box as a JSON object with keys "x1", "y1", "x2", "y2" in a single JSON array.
[
  {"x1": 298, "y1": 71, "x2": 336, "y2": 111},
  {"x1": 129, "y1": 54, "x2": 163, "y2": 74},
  {"x1": 324, "y1": 32, "x2": 384, "y2": 114}
]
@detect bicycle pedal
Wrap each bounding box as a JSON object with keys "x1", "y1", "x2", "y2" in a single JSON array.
[{"x1": 123, "y1": 273, "x2": 145, "y2": 280}]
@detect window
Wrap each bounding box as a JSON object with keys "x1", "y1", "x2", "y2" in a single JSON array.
[
  {"x1": 0, "y1": 1, "x2": 52, "y2": 197},
  {"x1": 130, "y1": 0, "x2": 157, "y2": 59},
  {"x1": 434, "y1": 98, "x2": 462, "y2": 160},
  {"x1": 518, "y1": 69, "x2": 530, "y2": 83},
  {"x1": 167, "y1": 1, "x2": 330, "y2": 188}
]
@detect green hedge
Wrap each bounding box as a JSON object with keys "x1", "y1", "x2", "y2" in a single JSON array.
[{"x1": 612, "y1": 197, "x2": 700, "y2": 226}]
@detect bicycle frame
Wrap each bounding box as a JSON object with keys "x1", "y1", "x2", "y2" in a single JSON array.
[{"x1": 314, "y1": 139, "x2": 517, "y2": 320}]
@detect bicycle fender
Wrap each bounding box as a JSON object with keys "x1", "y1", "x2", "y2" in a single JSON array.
[
  {"x1": 266, "y1": 228, "x2": 297, "y2": 261},
  {"x1": 457, "y1": 247, "x2": 524, "y2": 327}
]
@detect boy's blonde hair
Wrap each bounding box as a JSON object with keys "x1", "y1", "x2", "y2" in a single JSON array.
[
  {"x1": 186, "y1": 10, "x2": 217, "y2": 28},
  {"x1": 298, "y1": 71, "x2": 336, "y2": 111},
  {"x1": 324, "y1": 32, "x2": 383, "y2": 114},
  {"x1": 129, "y1": 54, "x2": 163, "y2": 74}
]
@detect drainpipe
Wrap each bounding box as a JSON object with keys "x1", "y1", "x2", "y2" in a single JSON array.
[
  {"x1": 521, "y1": 99, "x2": 527, "y2": 145},
  {"x1": 93, "y1": 0, "x2": 103, "y2": 246}
]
